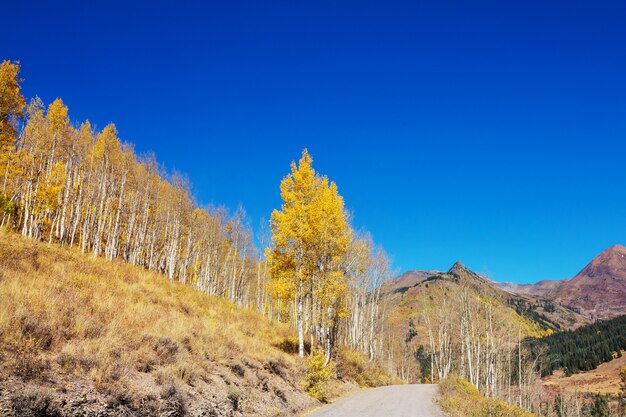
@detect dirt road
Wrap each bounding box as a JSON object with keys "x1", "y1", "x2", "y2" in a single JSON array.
[{"x1": 306, "y1": 384, "x2": 444, "y2": 417}]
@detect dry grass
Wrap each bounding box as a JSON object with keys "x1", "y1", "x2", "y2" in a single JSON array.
[
  {"x1": 0, "y1": 229, "x2": 297, "y2": 392},
  {"x1": 336, "y1": 349, "x2": 392, "y2": 387},
  {"x1": 439, "y1": 376, "x2": 534, "y2": 417},
  {"x1": 541, "y1": 352, "x2": 626, "y2": 395}
]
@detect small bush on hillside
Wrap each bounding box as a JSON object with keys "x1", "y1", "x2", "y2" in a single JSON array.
[
  {"x1": 11, "y1": 385, "x2": 61, "y2": 417},
  {"x1": 304, "y1": 349, "x2": 336, "y2": 402},
  {"x1": 160, "y1": 382, "x2": 188, "y2": 417},
  {"x1": 13, "y1": 347, "x2": 50, "y2": 380},
  {"x1": 151, "y1": 336, "x2": 181, "y2": 364},
  {"x1": 337, "y1": 349, "x2": 391, "y2": 387},
  {"x1": 15, "y1": 312, "x2": 54, "y2": 350},
  {"x1": 266, "y1": 357, "x2": 287, "y2": 378},
  {"x1": 230, "y1": 362, "x2": 246, "y2": 378},
  {"x1": 227, "y1": 388, "x2": 242, "y2": 410}
]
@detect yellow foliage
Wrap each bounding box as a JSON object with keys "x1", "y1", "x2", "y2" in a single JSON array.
[
  {"x1": 267, "y1": 149, "x2": 353, "y2": 353},
  {"x1": 439, "y1": 376, "x2": 534, "y2": 417},
  {"x1": 304, "y1": 349, "x2": 336, "y2": 401},
  {"x1": 337, "y1": 349, "x2": 391, "y2": 387},
  {"x1": 0, "y1": 60, "x2": 26, "y2": 149}
]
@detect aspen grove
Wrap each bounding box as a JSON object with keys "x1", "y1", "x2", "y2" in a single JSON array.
[{"x1": 0, "y1": 60, "x2": 391, "y2": 366}]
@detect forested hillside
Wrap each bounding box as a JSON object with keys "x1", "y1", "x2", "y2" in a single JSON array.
[
  {"x1": 379, "y1": 262, "x2": 554, "y2": 411},
  {"x1": 529, "y1": 315, "x2": 626, "y2": 376},
  {"x1": 0, "y1": 60, "x2": 392, "y2": 372},
  {"x1": 0, "y1": 59, "x2": 399, "y2": 415}
]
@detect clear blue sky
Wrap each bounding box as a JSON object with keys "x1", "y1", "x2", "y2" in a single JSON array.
[{"x1": 3, "y1": 0, "x2": 626, "y2": 283}]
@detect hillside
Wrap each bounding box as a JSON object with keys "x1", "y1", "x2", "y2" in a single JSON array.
[
  {"x1": 541, "y1": 352, "x2": 626, "y2": 395},
  {"x1": 528, "y1": 314, "x2": 626, "y2": 377},
  {"x1": 0, "y1": 231, "x2": 326, "y2": 416},
  {"x1": 554, "y1": 245, "x2": 626, "y2": 320},
  {"x1": 385, "y1": 261, "x2": 578, "y2": 335},
  {"x1": 499, "y1": 245, "x2": 626, "y2": 323},
  {"x1": 381, "y1": 261, "x2": 563, "y2": 383}
]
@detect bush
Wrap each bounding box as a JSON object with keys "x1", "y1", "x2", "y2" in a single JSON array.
[
  {"x1": 438, "y1": 376, "x2": 533, "y2": 417},
  {"x1": 337, "y1": 349, "x2": 391, "y2": 387},
  {"x1": 304, "y1": 349, "x2": 336, "y2": 402},
  {"x1": 11, "y1": 385, "x2": 61, "y2": 417},
  {"x1": 160, "y1": 382, "x2": 187, "y2": 417},
  {"x1": 13, "y1": 347, "x2": 50, "y2": 380},
  {"x1": 227, "y1": 388, "x2": 242, "y2": 410}
]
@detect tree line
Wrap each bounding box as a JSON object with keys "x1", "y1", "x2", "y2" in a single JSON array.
[
  {"x1": 0, "y1": 60, "x2": 391, "y2": 367},
  {"x1": 529, "y1": 314, "x2": 626, "y2": 377}
]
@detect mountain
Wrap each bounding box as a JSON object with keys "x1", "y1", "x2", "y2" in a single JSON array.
[
  {"x1": 498, "y1": 279, "x2": 567, "y2": 298},
  {"x1": 553, "y1": 244, "x2": 626, "y2": 320},
  {"x1": 499, "y1": 245, "x2": 626, "y2": 322},
  {"x1": 385, "y1": 261, "x2": 581, "y2": 331},
  {"x1": 380, "y1": 261, "x2": 570, "y2": 383}
]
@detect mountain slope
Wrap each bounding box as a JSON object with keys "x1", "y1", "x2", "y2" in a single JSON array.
[
  {"x1": 380, "y1": 261, "x2": 568, "y2": 382},
  {"x1": 0, "y1": 231, "x2": 319, "y2": 417},
  {"x1": 553, "y1": 245, "x2": 626, "y2": 320},
  {"x1": 499, "y1": 245, "x2": 626, "y2": 322}
]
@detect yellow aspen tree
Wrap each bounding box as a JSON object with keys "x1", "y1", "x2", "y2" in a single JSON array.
[
  {"x1": 268, "y1": 149, "x2": 320, "y2": 356},
  {"x1": 313, "y1": 179, "x2": 351, "y2": 362},
  {"x1": 268, "y1": 149, "x2": 352, "y2": 358},
  {"x1": 0, "y1": 60, "x2": 26, "y2": 198}
]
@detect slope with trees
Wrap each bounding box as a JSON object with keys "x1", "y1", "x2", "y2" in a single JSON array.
[
  {"x1": 266, "y1": 150, "x2": 391, "y2": 367},
  {"x1": 529, "y1": 314, "x2": 626, "y2": 376},
  {"x1": 0, "y1": 59, "x2": 396, "y2": 414}
]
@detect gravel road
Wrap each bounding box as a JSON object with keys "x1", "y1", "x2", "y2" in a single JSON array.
[{"x1": 306, "y1": 384, "x2": 444, "y2": 417}]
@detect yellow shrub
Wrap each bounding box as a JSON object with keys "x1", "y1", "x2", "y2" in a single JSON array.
[
  {"x1": 337, "y1": 349, "x2": 391, "y2": 387},
  {"x1": 439, "y1": 376, "x2": 533, "y2": 417},
  {"x1": 304, "y1": 350, "x2": 336, "y2": 401}
]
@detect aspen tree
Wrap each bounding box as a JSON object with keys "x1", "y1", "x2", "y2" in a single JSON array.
[
  {"x1": 268, "y1": 149, "x2": 351, "y2": 358},
  {"x1": 0, "y1": 60, "x2": 26, "y2": 197}
]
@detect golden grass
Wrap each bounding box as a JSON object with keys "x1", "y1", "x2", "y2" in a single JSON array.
[
  {"x1": 0, "y1": 229, "x2": 297, "y2": 391},
  {"x1": 336, "y1": 349, "x2": 392, "y2": 388},
  {"x1": 541, "y1": 352, "x2": 626, "y2": 395},
  {"x1": 438, "y1": 376, "x2": 534, "y2": 417}
]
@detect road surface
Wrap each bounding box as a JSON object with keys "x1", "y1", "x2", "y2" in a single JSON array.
[{"x1": 306, "y1": 384, "x2": 444, "y2": 417}]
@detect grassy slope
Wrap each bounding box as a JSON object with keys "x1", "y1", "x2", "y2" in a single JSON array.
[
  {"x1": 541, "y1": 352, "x2": 626, "y2": 395},
  {"x1": 438, "y1": 376, "x2": 534, "y2": 417},
  {"x1": 0, "y1": 230, "x2": 322, "y2": 416}
]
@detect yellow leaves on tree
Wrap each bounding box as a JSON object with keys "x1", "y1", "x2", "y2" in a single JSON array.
[
  {"x1": 0, "y1": 60, "x2": 26, "y2": 151},
  {"x1": 0, "y1": 60, "x2": 26, "y2": 196},
  {"x1": 267, "y1": 149, "x2": 352, "y2": 359}
]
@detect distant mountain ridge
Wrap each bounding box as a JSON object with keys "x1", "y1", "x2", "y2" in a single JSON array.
[
  {"x1": 497, "y1": 244, "x2": 626, "y2": 323},
  {"x1": 384, "y1": 260, "x2": 579, "y2": 332}
]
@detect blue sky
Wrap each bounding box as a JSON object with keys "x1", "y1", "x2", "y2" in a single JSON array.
[{"x1": 3, "y1": 0, "x2": 626, "y2": 283}]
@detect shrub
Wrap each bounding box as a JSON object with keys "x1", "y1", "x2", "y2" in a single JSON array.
[
  {"x1": 11, "y1": 385, "x2": 61, "y2": 417},
  {"x1": 16, "y1": 312, "x2": 54, "y2": 350},
  {"x1": 160, "y1": 382, "x2": 187, "y2": 417},
  {"x1": 13, "y1": 347, "x2": 50, "y2": 380},
  {"x1": 274, "y1": 386, "x2": 287, "y2": 402},
  {"x1": 304, "y1": 349, "x2": 336, "y2": 401},
  {"x1": 152, "y1": 336, "x2": 180, "y2": 364},
  {"x1": 266, "y1": 358, "x2": 287, "y2": 378},
  {"x1": 337, "y1": 349, "x2": 391, "y2": 387},
  {"x1": 230, "y1": 362, "x2": 245, "y2": 378},
  {"x1": 438, "y1": 376, "x2": 533, "y2": 417},
  {"x1": 227, "y1": 388, "x2": 242, "y2": 410}
]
